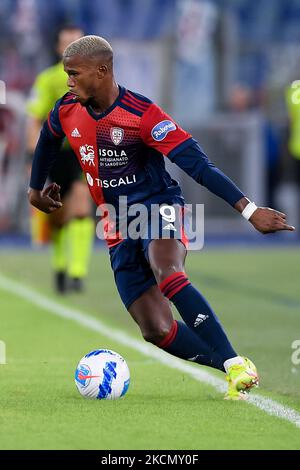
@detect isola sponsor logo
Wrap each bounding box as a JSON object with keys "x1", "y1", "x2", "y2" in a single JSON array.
[
  {"x1": 151, "y1": 120, "x2": 176, "y2": 141},
  {"x1": 95, "y1": 174, "x2": 136, "y2": 188},
  {"x1": 99, "y1": 149, "x2": 127, "y2": 157}
]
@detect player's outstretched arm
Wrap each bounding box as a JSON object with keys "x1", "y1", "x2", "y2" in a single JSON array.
[
  {"x1": 28, "y1": 183, "x2": 62, "y2": 214},
  {"x1": 234, "y1": 197, "x2": 295, "y2": 234},
  {"x1": 169, "y1": 141, "x2": 295, "y2": 234}
]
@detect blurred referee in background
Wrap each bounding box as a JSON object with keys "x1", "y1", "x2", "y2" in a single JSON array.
[{"x1": 26, "y1": 25, "x2": 94, "y2": 293}]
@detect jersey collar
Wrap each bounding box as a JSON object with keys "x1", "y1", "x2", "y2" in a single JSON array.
[{"x1": 85, "y1": 85, "x2": 125, "y2": 121}]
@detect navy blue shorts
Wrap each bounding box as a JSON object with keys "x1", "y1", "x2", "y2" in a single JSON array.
[{"x1": 109, "y1": 202, "x2": 188, "y2": 310}]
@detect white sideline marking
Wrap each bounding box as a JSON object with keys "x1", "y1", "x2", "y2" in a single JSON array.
[{"x1": 1, "y1": 272, "x2": 300, "y2": 429}]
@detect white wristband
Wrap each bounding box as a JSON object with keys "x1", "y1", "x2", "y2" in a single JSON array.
[{"x1": 241, "y1": 201, "x2": 258, "y2": 220}]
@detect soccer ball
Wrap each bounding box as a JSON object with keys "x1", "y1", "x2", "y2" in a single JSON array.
[{"x1": 74, "y1": 349, "x2": 130, "y2": 399}]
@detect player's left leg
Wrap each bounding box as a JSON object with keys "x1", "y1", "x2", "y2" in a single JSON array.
[
  {"x1": 148, "y1": 239, "x2": 237, "y2": 360},
  {"x1": 148, "y1": 239, "x2": 259, "y2": 398},
  {"x1": 128, "y1": 284, "x2": 225, "y2": 372}
]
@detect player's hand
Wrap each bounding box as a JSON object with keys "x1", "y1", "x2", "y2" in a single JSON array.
[
  {"x1": 249, "y1": 207, "x2": 295, "y2": 234},
  {"x1": 28, "y1": 183, "x2": 63, "y2": 213}
]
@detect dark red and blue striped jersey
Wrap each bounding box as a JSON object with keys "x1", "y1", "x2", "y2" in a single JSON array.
[
  {"x1": 46, "y1": 86, "x2": 192, "y2": 244},
  {"x1": 31, "y1": 85, "x2": 245, "y2": 246},
  {"x1": 47, "y1": 86, "x2": 192, "y2": 205}
]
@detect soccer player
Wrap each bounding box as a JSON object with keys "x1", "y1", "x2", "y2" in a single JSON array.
[
  {"x1": 26, "y1": 26, "x2": 94, "y2": 293},
  {"x1": 28, "y1": 36, "x2": 295, "y2": 399}
]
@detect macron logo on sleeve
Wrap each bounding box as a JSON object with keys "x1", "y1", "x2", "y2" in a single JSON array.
[{"x1": 151, "y1": 120, "x2": 176, "y2": 141}]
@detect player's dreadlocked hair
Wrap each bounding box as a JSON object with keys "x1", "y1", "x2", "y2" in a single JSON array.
[{"x1": 63, "y1": 35, "x2": 113, "y2": 67}]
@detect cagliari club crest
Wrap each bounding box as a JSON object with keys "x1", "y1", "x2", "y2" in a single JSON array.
[{"x1": 110, "y1": 127, "x2": 124, "y2": 145}]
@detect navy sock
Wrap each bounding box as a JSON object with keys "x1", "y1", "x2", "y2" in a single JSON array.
[
  {"x1": 158, "y1": 320, "x2": 225, "y2": 372},
  {"x1": 160, "y1": 272, "x2": 237, "y2": 362}
]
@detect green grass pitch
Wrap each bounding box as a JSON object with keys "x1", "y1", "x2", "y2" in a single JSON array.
[{"x1": 0, "y1": 246, "x2": 300, "y2": 449}]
